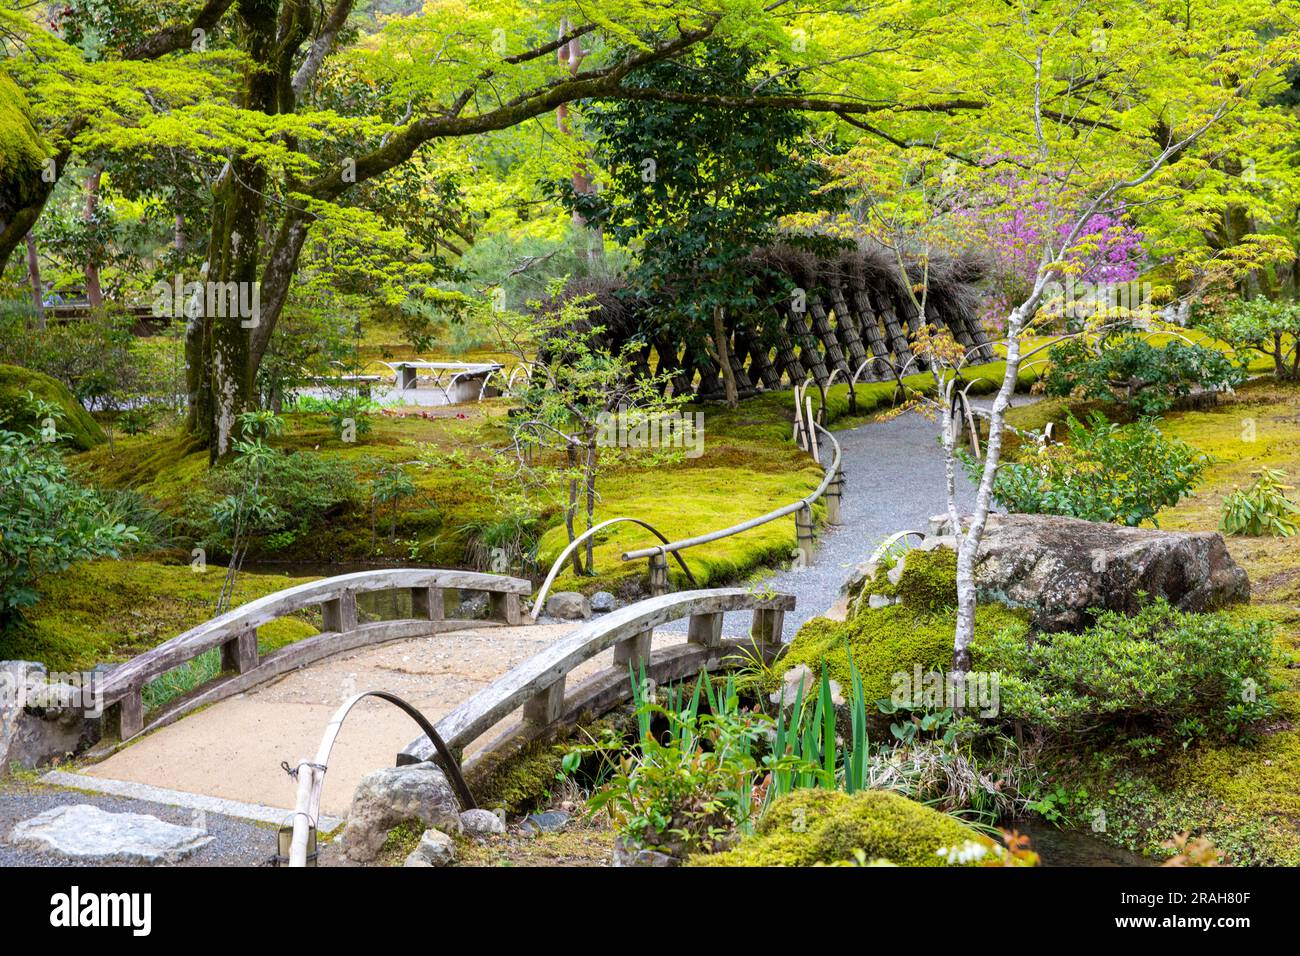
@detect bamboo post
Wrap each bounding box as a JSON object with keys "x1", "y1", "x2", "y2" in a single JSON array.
[
  {"x1": 648, "y1": 552, "x2": 669, "y2": 596},
  {"x1": 826, "y1": 468, "x2": 843, "y2": 526},
  {"x1": 805, "y1": 396, "x2": 821, "y2": 465},
  {"x1": 795, "y1": 504, "x2": 815, "y2": 567}
]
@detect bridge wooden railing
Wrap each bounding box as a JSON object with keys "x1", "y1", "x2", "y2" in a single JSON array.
[
  {"x1": 398, "y1": 587, "x2": 795, "y2": 768},
  {"x1": 531, "y1": 419, "x2": 841, "y2": 619},
  {"x1": 98, "y1": 569, "x2": 532, "y2": 746}
]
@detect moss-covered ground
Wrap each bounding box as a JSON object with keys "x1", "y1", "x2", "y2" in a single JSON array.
[
  {"x1": 1003, "y1": 377, "x2": 1300, "y2": 864},
  {"x1": 690, "y1": 788, "x2": 997, "y2": 867},
  {"x1": 1, "y1": 558, "x2": 318, "y2": 673},
  {"x1": 1064, "y1": 380, "x2": 1300, "y2": 865},
  {"x1": 51, "y1": 357, "x2": 1038, "y2": 638}
]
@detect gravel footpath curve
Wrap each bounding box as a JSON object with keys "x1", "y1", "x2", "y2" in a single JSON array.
[
  {"x1": 0, "y1": 783, "x2": 281, "y2": 866},
  {"x1": 661, "y1": 397, "x2": 1038, "y2": 640}
]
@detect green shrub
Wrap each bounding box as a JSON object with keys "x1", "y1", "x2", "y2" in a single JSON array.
[
  {"x1": 1221, "y1": 468, "x2": 1299, "y2": 537},
  {"x1": 1194, "y1": 296, "x2": 1300, "y2": 381},
  {"x1": 974, "y1": 411, "x2": 1206, "y2": 526},
  {"x1": 0, "y1": 309, "x2": 152, "y2": 418},
  {"x1": 0, "y1": 420, "x2": 136, "y2": 622},
  {"x1": 979, "y1": 598, "x2": 1278, "y2": 749},
  {"x1": 1044, "y1": 334, "x2": 1245, "y2": 415},
  {"x1": 204, "y1": 446, "x2": 358, "y2": 550},
  {"x1": 690, "y1": 788, "x2": 998, "y2": 867}
]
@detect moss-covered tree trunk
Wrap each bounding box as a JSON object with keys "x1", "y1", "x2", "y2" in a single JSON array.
[{"x1": 186, "y1": 0, "x2": 308, "y2": 461}]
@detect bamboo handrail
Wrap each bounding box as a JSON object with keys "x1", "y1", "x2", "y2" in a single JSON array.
[
  {"x1": 621, "y1": 421, "x2": 842, "y2": 561},
  {"x1": 530, "y1": 517, "x2": 699, "y2": 622}
]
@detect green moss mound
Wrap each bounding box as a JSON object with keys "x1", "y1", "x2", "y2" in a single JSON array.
[
  {"x1": 692, "y1": 788, "x2": 996, "y2": 866},
  {"x1": 864, "y1": 547, "x2": 959, "y2": 612},
  {"x1": 779, "y1": 602, "x2": 1029, "y2": 706},
  {"x1": 0, "y1": 364, "x2": 105, "y2": 450}
]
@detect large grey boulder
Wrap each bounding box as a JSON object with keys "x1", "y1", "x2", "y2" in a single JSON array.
[
  {"x1": 589, "y1": 591, "x2": 617, "y2": 613},
  {"x1": 545, "y1": 591, "x2": 591, "y2": 620},
  {"x1": 8, "y1": 804, "x2": 212, "y2": 863},
  {"x1": 341, "y1": 762, "x2": 462, "y2": 863},
  {"x1": 920, "y1": 513, "x2": 1250, "y2": 631}
]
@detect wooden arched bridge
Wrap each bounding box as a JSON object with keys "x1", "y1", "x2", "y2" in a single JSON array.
[{"x1": 66, "y1": 566, "x2": 793, "y2": 839}]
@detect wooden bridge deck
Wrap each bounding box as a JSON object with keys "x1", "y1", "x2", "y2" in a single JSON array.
[{"x1": 78, "y1": 621, "x2": 606, "y2": 818}]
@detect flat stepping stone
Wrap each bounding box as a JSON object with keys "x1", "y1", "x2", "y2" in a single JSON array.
[
  {"x1": 520, "y1": 810, "x2": 571, "y2": 834},
  {"x1": 8, "y1": 804, "x2": 214, "y2": 864}
]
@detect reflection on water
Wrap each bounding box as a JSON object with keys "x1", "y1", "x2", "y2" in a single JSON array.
[{"x1": 1007, "y1": 820, "x2": 1156, "y2": 867}]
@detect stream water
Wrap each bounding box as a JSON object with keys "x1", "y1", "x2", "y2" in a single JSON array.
[{"x1": 1007, "y1": 821, "x2": 1155, "y2": 867}]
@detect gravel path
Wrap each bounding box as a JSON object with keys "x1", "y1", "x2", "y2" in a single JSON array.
[
  {"x1": 0, "y1": 782, "x2": 278, "y2": 866},
  {"x1": 662, "y1": 397, "x2": 1038, "y2": 640}
]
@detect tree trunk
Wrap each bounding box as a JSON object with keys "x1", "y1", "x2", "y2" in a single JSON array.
[
  {"x1": 952, "y1": 282, "x2": 1043, "y2": 677},
  {"x1": 24, "y1": 232, "x2": 44, "y2": 329},
  {"x1": 712, "y1": 305, "x2": 739, "y2": 407},
  {"x1": 186, "y1": 0, "x2": 293, "y2": 462},
  {"x1": 584, "y1": 441, "x2": 597, "y2": 571},
  {"x1": 556, "y1": 27, "x2": 603, "y2": 266},
  {"x1": 83, "y1": 168, "x2": 103, "y2": 309},
  {"x1": 565, "y1": 443, "x2": 583, "y2": 575}
]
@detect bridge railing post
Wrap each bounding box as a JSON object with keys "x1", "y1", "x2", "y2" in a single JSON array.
[
  {"x1": 489, "y1": 591, "x2": 522, "y2": 626},
  {"x1": 219, "y1": 627, "x2": 258, "y2": 674},
  {"x1": 103, "y1": 688, "x2": 144, "y2": 742},
  {"x1": 411, "y1": 586, "x2": 444, "y2": 623},
  {"x1": 613, "y1": 629, "x2": 653, "y2": 670},
  {"x1": 750, "y1": 608, "x2": 785, "y2": 660},
  {"x1": 523, "y1": 676, "x2": 566, "y2": 725},
  {"x1": 321, "y1": 590, "x2": 358, "y2": 633},
  {"x1": 687, "y1": 611, "x2": 723, "y2": 649}
]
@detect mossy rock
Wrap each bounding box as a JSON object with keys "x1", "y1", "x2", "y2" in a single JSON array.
[
  {"x1": 0, "y1": 364, "x2": 105, "y2": 450},
  {"x1": 864, "y1": 547, "x2": 959, "y2": 613},
  {"x1": 778, "y1": 601, "x2": 1028, "y2": 706},
  {"x1": 690, "y1": 788, "x2": 997, "y2": 866}
]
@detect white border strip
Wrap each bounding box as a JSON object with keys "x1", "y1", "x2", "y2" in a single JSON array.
[{"x1": 39, "y1": 770, "x2": 345, "y2": 831}]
